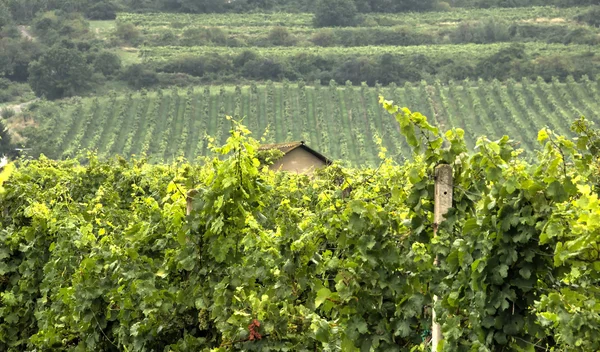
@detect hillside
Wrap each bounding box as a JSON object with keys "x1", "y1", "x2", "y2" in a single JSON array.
[
  {"x1": 22, "y1": 76, "x2": 600, "y2": 164},
  {"x1": 2, "y1": 1, "x2": 600, "y2": 351},
  {"x1": 2, "y1": 4, "x2": 600, "y2": 161}
]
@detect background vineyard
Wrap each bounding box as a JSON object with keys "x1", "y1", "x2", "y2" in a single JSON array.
[
  {"x1": 118, "y1": 6, "x2": 588, "y2": 28},
  {"x1": 26, "y1": 76, "x2": 600, "y2": 164},
  {"x1": 104, "y1": 6, "x2": 600, "y2": 64},
  {"x1": 138, "y1": 43, "x2": 595, "y2": 63}
]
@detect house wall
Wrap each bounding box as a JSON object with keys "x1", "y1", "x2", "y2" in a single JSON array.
[{"x1": 269, "y1": 148, "x2": 326, "y2": 173}]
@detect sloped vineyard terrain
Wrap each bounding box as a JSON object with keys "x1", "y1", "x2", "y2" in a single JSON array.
[{"x1": 23, "y1": 76, "x2": 600, "y2": 164}]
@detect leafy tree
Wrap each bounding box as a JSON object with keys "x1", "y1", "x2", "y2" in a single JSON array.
[
  {"x1": 395, "y1": 0, "x2": 437, "y2": 11},
  {"x1": 32, "y1": 11, "x2": 92, "y2": 45},
  {"x1": 159, "y1": 53, "x2": 233, "y2": 77},
  {"x1": 267, "y1": 26, "x2": 297, "y2": 46},
  {"x1": 85, "y1": 1, "x2": 118, "y2": 20},
  {"x1": 162, "y1": 0, "x2": 227, "y2": 13},
  {"x1": 28, "y1": 45, "x2": 93, "y2": 99},
  {"x1": 333, "y1": 56, "x2": 377, "y2": 85},
  {"x1": 233, "y1": 49, "x2": 259, "y2": 68},
  {"x1": 121, "y1": 63, "x2": 159, "y2": 88},
  {"x1": 310, "y1": 29, "x2": 337, "y2": 46},
  {"x1": 313, "y1": 0, "x2": 358, "y2": 27},
  {"x1": 241, "y1": 57, "x2": 284, "y2": 79},
  {"x1": 354, "y1": 0, "x2": 436, "y2": 12},
  {"x1": 91, "y1": 50, "x2": 122, "y2": 77},
  {"x1": 233, "y1": 0, "x2": 275, "y2": 11},
  {"x1": 476, "y1": 43, "x2": 528, "y2": 80},
  {"x1": 0, "y1": 1, "x2": 11, "y2": 30},
  {"x1": 555, "y1": 0, "x2": 599, "y2": 6},
  {"x1": 574, "y1": 6, "x2": 600, "y2": 27},
  {"x1": 120, "y1": 0, "x2": 156, "y2": 11},
  {"x1": 114, "y1": 21, "x2": 143, "y2": 46},
  {"x1": 0, "y1": 38, "x2": 43, "y2": 82}
]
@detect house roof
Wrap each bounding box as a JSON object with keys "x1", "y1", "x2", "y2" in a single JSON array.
[{"x1": 259, "y1": 141, "x2": 332, "y2": 165}]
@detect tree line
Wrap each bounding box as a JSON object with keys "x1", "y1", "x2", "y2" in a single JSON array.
[
  {"x1": 1, "y1": 0, "x2": 598, "y2": 22},
  {"x1": 152, "y1": 45, "x2": 598, "y2": 87}
]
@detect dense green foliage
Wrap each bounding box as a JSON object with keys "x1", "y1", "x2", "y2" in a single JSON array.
[
  {"x1": 456, "y1": 0, "x2": 599, "y2": 8},
  {"x1": 313, "y1": 0, "x2": 359, "y2": 27},
  {"x1": 2, "y1": 5, "x2": 599, "y2": 102},
  {"x1": 377, "y1": 97, "x2": 600, "y2": 351},
  {"x1": 112, "y1": 8, "x2": 600, "y2": 85},
  {"x1": 574, "y1": 6, "x2": 600, "y2": 26},
  {"x1": 1, "y1": 0, "x2": 599, "y2": 348},
  {"x1": 0, "y1": 9, "x2": 123, "y2": 101},
  {"x1": 19, "y1": 77, "x2": 600, "y2": 165},
  {"x1": 0, "y1": 0, "x2": 593, "y2": 21},
  {"x1": 119, "y1": 8, "x2": 600, "y2": 48},
  {"x1": 145, "y1": 43, "x2": 599, "y2": 84},
  {"x1": 2, "y1": 101, "x2": 600, "y2": 351},
  {"x1": 117, "y1": 7, "x2": 590, "y2": 28},
  {"x1": 28, "y1": 45, "x2": 93, "y2": 99}
]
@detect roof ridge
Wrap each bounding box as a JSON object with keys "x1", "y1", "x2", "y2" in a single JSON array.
[
  {"x1": 258, "y1": 141, "x2": 303, "y2": 150},
  {"x1": 257, "y1": 141, "x2": 331, "y2": 165}
]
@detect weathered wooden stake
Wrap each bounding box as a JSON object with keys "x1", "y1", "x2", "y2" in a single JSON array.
[
  {"x1": 186, "y1": 189, "x2": 199, "y2": 216},
  {"x1": 432, "y1": 164, "x2": 453, "y2": 352}
]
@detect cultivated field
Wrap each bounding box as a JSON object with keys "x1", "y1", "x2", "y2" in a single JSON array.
[
  {"x1": 91, "y1": 6, "x2": 599, "y2": 64},
  {"x1": 20, "y1": 6, "x2": 600, "y2": 164},
  {"x1": 28, "y1": 76, "x2": 600, "y2": 165}
]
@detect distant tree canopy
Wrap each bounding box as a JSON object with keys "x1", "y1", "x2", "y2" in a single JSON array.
[
  {"x1": 354, "y1": 0, "x2": 436, "y2": 12},
  {"x1": 455, "y1": 0, "x2": 599, "y2": 7},
  {"x1": 92, "y1": 50, "x2": 122, "y2": 77},
  {"x1": 28, "y1": 45, "x2": 93, "y2": 99},
  {"x1": 162, "y1": 0, "x2": 228, "y2": 13},
  {"x1": 0, "y1": 39, "x2": 43, "y2": 82},
  {"x1": 32, "y1": 11, "x2": 92, "y2": 45},
  {"x1": 121, "y1": 64, "x2": 158, "y2": 89},
  {"x1": 575, "y1": 6, "x2": 600, "y2": 27},
  {"x1": 0, "y1": 0, "x2": 596, "y2": 20},
  {"x1": 85, "y1": 1, "x2": 119, "y2": 20},
  {"x1": 313, "y1": 0, "x2": 358, "y2": 27},
  {"x1": 0, "y1": 2, "x2": 12, "y2": 29}
]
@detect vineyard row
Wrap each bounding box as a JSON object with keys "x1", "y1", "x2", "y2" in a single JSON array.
[
  {"x1": 31, "y1": 76, "x2": 600, "y2": 165},
  {"x1": 118, "y1": 6, "x2": 588, "y2": 28},
  {"x1": 138, "y1": 42, "x2": 594, "y2": 63}
]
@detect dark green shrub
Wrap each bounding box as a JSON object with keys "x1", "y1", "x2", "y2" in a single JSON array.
[
  {"x1": 574, "y1": 6, "x2": 600, "y2": 27},
  {"x1": 85, "y1": 1, "x2": 118, "y2": 20},
  {"x1": 267, "y1": 26, "x2": 297, "y2": 46},
  {"x1": 121, "y1": 64, "x2": 158, "y2": 88},
  {"x1": 313, "y1": 0, "x2": 358, "y2": 27},
  {"x1": 92, "y1": 50, "x2": 122, "y2": 77}
]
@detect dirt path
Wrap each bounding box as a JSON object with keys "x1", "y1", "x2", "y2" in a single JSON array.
[{"x1": 2, "y1": 99, "x2": 38, "y2": 114}]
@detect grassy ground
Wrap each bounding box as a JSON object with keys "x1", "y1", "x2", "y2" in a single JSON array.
[
  {"x1": 89, "y1": 20, "x2": 116, "y2": 39},
  {"x1": 90, "y1": 20, "x2": 142, "y2": 64}
]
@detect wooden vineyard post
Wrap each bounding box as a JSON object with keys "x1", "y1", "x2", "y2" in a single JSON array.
[
  {"x1": 186, "y1": 189, "x2": 199, "y2": 216},
  {"x1": 432, "y1": 164, "x2": 453, "y2": 351}
]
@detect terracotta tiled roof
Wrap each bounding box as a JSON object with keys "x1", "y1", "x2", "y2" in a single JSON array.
[{"x1": 258, "y1": 141, "x2": 332, "y2": 164}]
